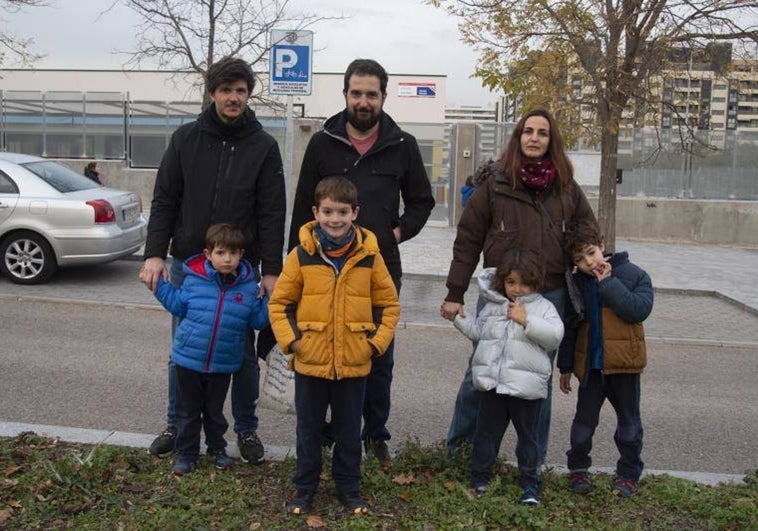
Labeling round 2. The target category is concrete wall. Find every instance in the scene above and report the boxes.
[58,161,758,249]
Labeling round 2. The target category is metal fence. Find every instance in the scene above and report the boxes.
[2,90,756,221]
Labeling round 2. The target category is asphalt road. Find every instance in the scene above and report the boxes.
[1,293,757,475]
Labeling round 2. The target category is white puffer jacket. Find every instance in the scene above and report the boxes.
[454,268,564,400]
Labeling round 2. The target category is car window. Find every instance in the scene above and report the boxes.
[21,161,100,193]
[0,171,19,194]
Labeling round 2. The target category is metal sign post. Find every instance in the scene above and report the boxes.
[269,29,314,189]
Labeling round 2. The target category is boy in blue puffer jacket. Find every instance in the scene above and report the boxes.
[154,223,269,476]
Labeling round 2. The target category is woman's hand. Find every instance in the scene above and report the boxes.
[441,300,464,321]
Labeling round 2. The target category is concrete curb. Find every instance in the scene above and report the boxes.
[0,420,745,487]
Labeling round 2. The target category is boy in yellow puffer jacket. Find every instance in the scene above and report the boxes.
[269,176,399,516]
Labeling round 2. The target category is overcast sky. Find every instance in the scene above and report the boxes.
[3,0,500,107]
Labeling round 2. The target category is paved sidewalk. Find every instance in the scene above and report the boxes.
[400,226,758,312]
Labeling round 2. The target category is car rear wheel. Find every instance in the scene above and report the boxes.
[0,231,58,284]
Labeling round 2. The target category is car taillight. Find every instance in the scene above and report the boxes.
[86,199,116,223]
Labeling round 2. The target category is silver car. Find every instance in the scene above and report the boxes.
[0,153,147,284]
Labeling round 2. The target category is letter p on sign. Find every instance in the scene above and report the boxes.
[275,49,298,77]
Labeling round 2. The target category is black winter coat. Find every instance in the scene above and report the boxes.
[288,111,434,280]
[145,105,286,276]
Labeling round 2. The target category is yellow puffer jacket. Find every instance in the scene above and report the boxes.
[269,221,400,380]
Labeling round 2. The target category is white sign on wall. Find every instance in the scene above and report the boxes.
[269,29,313,96]
[398,82,437,98]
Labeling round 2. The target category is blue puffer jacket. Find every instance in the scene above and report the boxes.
[156,255,269,374]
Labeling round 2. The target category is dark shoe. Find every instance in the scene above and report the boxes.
[613,476,638,497]
[338,491,369,515]
[149,426,177,458]
[569,471,593,494]
[520,484,540,505]
[238,431,264,464]
[285,490,314,515]
[472,484,488,499]
[170,457,195,476]
[364,439,391,463]
[209,448,234,470]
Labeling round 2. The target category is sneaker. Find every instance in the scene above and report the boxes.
[237,431,264,464]
[285,490,314,515]
[613,476,639,497]
[209,448,234,470]
[472,485,488,499]
[569,471,593,494]
[170,457,195,476]
[338,491,369,515]
[149,426,177,458]
[364,439,391,463]
[520,484,540,505]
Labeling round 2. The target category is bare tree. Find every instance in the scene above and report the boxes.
[111,0,342,109]
[431,0,758,250]
[0,0,47,66]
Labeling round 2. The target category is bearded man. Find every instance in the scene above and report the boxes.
[287,58,434,463]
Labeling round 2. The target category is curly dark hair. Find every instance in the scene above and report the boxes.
[563,219,604,258]
[493,248,545,295]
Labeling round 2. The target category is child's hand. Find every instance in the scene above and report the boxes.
[559,374,573,394]
[289,339,301,354]
[593,259,612,281]
[507,301,527,326]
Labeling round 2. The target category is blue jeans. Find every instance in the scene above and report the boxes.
[360,277,401,443]
[166,258,260,435]
[566,370,644,481]
[295,373,367,496]
[446,286,567,465]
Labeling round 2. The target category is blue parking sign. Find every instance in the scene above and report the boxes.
[269,30,313,95]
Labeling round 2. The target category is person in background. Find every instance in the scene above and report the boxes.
[83,162,102,185]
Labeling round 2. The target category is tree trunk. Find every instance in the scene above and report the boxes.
[598,119,620,252]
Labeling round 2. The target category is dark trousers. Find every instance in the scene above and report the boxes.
[361,277,401,443]
[470,390,540,489]
[174,365,231,461]
[566,370,644,481]
[295,373,367,496]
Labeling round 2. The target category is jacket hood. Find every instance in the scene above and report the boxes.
[297,220,379,257]
[607,251,629,268]
[198,104,262,140]
[476,267,541,306]
[182,254,257,285]
[322,110,403,145]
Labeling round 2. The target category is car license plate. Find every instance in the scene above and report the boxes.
[122,204,139,223]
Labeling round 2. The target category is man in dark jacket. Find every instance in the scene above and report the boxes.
[139,56,286,465]
[288,58,435,462]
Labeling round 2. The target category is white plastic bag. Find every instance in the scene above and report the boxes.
[258,345,296,415]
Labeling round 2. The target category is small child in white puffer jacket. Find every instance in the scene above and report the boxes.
[449,249,564,505]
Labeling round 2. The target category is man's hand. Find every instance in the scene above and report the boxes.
[393,226,401,243]
[559,374,573,394]
[441,300,465,321]
[259,274,278,298]
[139,257,168,293]
[507,301,527,326]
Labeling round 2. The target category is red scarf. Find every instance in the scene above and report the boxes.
[520,159,556,191]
